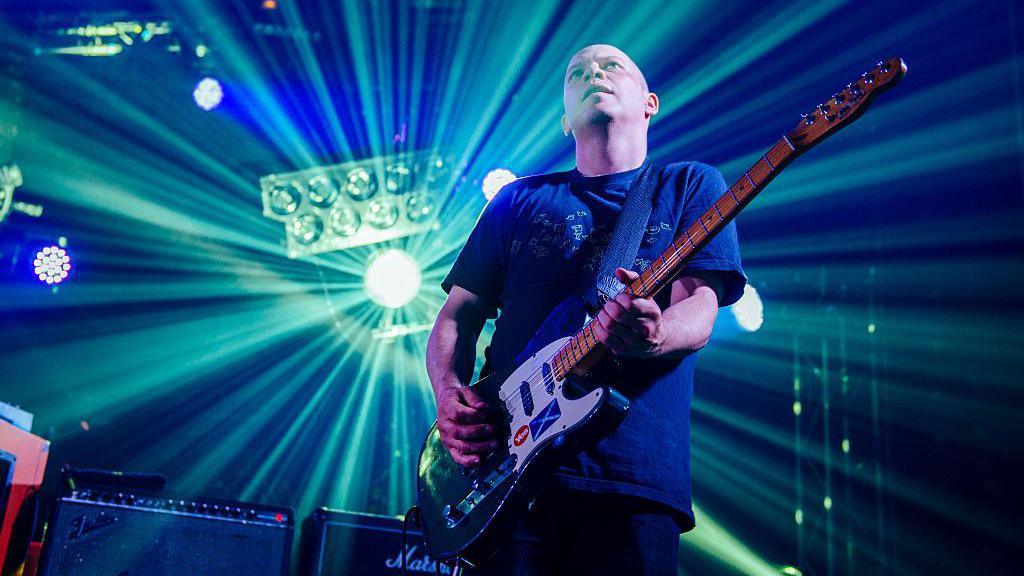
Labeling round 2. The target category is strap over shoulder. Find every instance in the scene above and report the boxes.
[586,161,662,315]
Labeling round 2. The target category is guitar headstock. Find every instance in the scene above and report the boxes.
[786,57,907,151]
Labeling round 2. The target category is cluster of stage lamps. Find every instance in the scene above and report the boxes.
[33,246,71,286]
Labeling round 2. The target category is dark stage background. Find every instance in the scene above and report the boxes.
[1,0,1023,574]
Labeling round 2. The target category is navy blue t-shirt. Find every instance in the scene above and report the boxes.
[441,161,745,531]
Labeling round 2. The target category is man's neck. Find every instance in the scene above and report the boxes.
[574,122,648,177]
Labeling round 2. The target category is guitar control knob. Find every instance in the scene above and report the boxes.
[443,504,465,527]
[472,479,490,492]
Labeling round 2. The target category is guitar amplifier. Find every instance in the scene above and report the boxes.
[38,488,292,576]
[307,508,444,575]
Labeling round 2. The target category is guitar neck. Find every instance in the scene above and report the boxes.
[549,136,800,380]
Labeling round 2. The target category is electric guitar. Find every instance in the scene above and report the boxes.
[417,56,907,567]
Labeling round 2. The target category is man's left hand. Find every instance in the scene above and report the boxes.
[592,267,665,358]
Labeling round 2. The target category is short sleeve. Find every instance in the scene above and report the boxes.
[440,185,515,312]
[675,163,747,307]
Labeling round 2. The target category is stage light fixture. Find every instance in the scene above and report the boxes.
[193,77,223,110]
[36,19,175,57]
[267,183,301,217]
[424,155,451,185]
[345,167,378,201]
[385,163,412,194]
[732,284,764,332]
[483,168,516,200]
[260,151,447,257]
[2,164,44,224]
[33,245,71,285]
[363,249,421,309]
[329,207,361,237]
[405,193,435,222]
[307,175,339,208]
[289,213,323,245]
[366,199,399,229]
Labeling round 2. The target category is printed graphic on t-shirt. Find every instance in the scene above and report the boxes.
[518,210,672,275]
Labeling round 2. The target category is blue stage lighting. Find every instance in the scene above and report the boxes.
[363,249,421,309]
[732,284,764,332]
[193,77,223,110]
[33,245,71,285]
[482,169,516,200]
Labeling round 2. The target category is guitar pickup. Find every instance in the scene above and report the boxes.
[519,381,534,416]
[541,362,555,394]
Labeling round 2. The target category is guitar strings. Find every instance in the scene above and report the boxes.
[497,244,691,422]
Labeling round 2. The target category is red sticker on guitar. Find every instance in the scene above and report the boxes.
[513,425,530,446]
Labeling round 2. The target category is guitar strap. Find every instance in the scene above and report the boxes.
[584,160,662,317]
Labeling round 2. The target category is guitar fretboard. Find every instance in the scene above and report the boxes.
[549,136,798,380]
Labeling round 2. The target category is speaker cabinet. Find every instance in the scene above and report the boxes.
[39,489,292,575]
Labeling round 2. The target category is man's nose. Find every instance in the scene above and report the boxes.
[583,63,605,82]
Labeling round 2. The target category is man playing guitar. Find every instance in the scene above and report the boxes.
[426,44,745,575]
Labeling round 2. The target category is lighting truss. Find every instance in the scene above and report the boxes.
[34,16,176,57]
[1,164,43,224]
[260,152,449,258]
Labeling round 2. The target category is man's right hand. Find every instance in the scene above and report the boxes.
[436,385,497,467]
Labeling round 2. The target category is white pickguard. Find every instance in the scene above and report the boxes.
[499,337,604,472]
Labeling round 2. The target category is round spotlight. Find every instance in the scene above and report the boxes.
[364,249,421,309]
[33,245,71,285]
[385,163,412,194]
[482,168,516,200]
[329,206,361,236]
[307,174,339,208]
[289,213,324,245]
[345,167,377,201]
[193,77,223,111]
[406,193,435,222]
[366,198,399,229]
[268,183,301,216]
[732,284,764,332]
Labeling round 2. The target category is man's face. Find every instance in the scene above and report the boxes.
[562,44,655,134]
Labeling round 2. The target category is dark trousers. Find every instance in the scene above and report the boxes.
[468,489,680,576]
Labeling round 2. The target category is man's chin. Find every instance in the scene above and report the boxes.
[573,107,614,129]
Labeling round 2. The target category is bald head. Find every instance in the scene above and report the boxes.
[565,44,648,92]
[561,44,658,137]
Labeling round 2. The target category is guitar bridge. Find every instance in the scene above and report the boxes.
[443,455,517,529]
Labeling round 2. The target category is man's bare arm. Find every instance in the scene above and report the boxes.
[426,285,499,466]
[657,273,722,357]
[592,268,723,359]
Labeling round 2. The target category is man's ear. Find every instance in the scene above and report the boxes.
[645,92,660,119]
[561,114,572,136]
